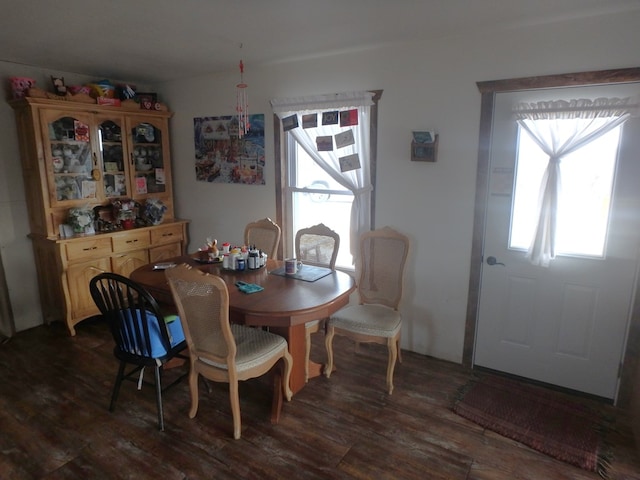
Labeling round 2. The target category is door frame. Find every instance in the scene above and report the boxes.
[463,66,640,408]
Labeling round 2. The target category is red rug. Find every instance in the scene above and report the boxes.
[452,375,610,476]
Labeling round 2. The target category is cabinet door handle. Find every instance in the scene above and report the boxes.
[162,233,174,237]
[126,239,138,244]
[83,246,98,251]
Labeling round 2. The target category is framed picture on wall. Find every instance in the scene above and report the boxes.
[282,114,299,131]
[193,114,266,185]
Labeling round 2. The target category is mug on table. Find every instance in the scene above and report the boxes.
[285,258,303,275]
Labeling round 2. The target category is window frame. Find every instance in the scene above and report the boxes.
[273,90,382,264]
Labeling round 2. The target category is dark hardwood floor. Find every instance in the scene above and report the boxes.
[1,318,639,479]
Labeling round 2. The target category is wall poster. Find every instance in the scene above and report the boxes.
[193,114,265,185]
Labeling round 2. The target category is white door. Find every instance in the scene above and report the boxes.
[474,85,640,400]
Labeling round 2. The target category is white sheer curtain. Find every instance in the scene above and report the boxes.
[271,91,374,259]
[514,97,633,266]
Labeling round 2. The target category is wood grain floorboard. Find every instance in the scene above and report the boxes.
[0,318,639,479]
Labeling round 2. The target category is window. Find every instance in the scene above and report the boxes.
[272,91,381,269]
[508,96,632,266]
[288,138,354,268]
[510,123,622,257]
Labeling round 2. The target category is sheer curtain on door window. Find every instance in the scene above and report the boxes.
[513,97,634,266]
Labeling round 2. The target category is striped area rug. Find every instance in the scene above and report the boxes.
[453,375,611,477]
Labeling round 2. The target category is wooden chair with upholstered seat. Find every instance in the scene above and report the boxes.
[294,223,340,382]
[244,217,281,260]
[324,226,410,394]
[89,272,189,431]
[165,263,293,439]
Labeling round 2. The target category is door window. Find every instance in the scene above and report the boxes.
[510,123,622,257]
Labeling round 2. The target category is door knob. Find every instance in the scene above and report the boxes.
[486,256,505,266]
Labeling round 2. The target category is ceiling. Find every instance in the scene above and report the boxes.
[3,0,640,85]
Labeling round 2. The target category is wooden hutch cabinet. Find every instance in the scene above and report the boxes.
[10,96,188,335]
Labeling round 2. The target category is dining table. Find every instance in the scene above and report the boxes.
[129,255,356,395]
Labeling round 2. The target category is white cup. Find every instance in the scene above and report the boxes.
[285,258,303,275]
[228,253,239,270]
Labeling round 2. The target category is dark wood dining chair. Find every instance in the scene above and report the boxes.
[165,263,293,439]
[89,272,188,431]
[244,217,281,259]
[325,226,410,394]
[294,223,340,382]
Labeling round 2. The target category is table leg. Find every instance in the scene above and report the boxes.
[307,359,324,380]
[269,324,306,395]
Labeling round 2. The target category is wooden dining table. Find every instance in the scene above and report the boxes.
[130,255,355,395]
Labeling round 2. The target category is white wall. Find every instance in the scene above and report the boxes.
[1,10,639,363]
[160,11,640,364]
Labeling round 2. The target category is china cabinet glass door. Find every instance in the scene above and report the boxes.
[97,117,127,198]
[128,117,168,198]
[41,110,100,205]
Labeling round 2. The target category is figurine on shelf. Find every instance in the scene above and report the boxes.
[50,76,67,96]
[119,211,135,230]
[206,237,219,256]
[142,198,167,225]
[112,198,139,229]
[67,206,94,234]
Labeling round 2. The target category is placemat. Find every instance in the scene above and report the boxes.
[270,265,332,282]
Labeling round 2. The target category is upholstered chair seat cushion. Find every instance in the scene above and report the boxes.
[199,324,289,372]
[330,304,401,338]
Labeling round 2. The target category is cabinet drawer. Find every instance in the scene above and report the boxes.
[112,230,151,253]
[65,237,113,261]
[150,224,184,245]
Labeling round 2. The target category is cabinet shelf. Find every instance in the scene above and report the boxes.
[53,171,92,176]
[49,139,89,145]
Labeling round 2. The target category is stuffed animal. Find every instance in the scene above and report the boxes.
[51,76,67,95]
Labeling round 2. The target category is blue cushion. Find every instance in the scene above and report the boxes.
[118,309,185,358]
